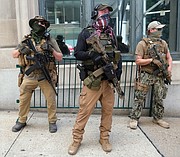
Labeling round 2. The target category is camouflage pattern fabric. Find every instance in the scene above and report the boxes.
[130,72,168,120]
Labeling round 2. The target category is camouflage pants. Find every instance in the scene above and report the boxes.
[129,72,168,120]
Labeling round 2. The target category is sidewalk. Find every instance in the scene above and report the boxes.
[0,110,180,157]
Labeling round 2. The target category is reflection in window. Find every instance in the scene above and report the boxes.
[46,0,80,24]
[45,0,81,50]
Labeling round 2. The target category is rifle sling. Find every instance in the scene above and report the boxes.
[92,67,104,78]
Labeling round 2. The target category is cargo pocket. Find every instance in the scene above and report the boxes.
[79,91,87,107]
[162,85,168,99]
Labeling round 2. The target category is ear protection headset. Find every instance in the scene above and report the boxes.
[91,4,101,19]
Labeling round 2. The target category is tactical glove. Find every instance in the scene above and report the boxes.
[18,43,31,55]
[152,58,162,68]
[41,43,54,53]
[89,51,104,65]
[103,63,116,80]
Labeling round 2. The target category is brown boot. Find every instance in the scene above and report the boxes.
[129,119,138,129]
[68,141,81,155]
[152,118,170,129]
[99,139,112,152]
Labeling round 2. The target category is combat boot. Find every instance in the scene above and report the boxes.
[68,141,81,155]
[99,139,112,152]
[129,119,138,129]
[49,123,57,133]
[12,122,26,132]
[152,118,170,129]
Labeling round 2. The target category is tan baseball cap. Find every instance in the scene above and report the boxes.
[96,4,113,12]
[147,21,165,30]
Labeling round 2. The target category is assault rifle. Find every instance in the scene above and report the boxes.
[86,33,124,99]
[24,38,58,95]
[150,44,171,85]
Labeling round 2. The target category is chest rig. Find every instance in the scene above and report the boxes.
[140,37,167,73]
[83,27,118,72]
[18,34,57,85]
[18,35,55,70]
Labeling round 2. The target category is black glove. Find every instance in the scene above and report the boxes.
[89,51,104,65]
[41,43,54,53]
[103,63,116,80]
[18,43,31,55]
[152,58,162,68]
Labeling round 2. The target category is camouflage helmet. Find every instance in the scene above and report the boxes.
[29,16,50,28]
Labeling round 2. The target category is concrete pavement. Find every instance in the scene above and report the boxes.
[0,110,180,157]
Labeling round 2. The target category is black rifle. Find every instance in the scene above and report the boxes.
[24,38,58,95]
[150,44,171,85]
[86,33,125,99]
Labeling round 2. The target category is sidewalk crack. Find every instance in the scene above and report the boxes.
[138,125,164,157]
[4,112,34,157]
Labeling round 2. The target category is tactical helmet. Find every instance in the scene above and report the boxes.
[29,16,50,29]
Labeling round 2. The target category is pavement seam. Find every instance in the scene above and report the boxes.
[3,112,35,157]
[138,125,164,157]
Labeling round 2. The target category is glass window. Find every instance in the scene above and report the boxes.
[145,0,170,43]
[46,0,80,24]
[45,0,81,52]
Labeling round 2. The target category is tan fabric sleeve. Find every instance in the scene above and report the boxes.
[135,40,146,57]
[162,39,169,54]
[49,37,61,53]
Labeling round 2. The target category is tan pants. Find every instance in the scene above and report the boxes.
[72,80,115,143]
[18,78,57,123]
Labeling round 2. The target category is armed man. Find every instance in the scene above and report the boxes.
[68,4,123,155]
[12,16,63,133]
[129,21,172,129]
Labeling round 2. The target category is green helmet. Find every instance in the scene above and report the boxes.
[29,16,50,28]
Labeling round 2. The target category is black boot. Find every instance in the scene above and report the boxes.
[12,122,26,132]
[49,123,57,133]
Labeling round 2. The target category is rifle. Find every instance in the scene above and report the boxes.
[24,38,58,95]
[150,44,171,85]
[86,33,124,99]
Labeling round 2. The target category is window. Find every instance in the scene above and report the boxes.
[46,0,80,24]
[44,0,81,50]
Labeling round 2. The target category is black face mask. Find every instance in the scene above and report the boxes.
[31,22,46,36]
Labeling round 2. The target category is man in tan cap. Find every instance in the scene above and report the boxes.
[129,21,172,129]
[68,3,122,155]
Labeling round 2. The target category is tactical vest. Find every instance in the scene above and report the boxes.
[140,37,168,73]
[82,27,119,72]
[18,35,56,80]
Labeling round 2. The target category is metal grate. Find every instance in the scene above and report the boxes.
[24,56,152,114]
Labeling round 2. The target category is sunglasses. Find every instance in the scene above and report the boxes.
[38,21,46,25]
